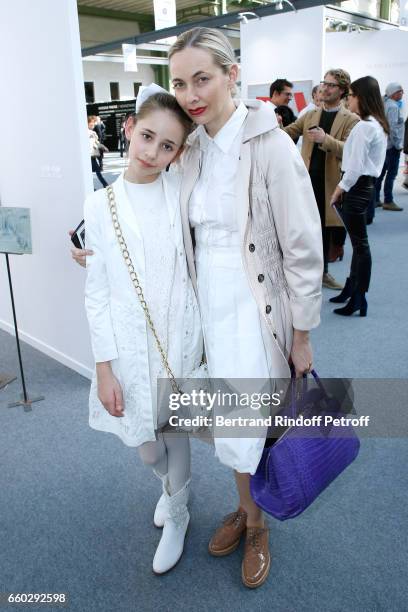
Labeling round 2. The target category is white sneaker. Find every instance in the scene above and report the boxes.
[153,493,168,528]
[152,479,190,574]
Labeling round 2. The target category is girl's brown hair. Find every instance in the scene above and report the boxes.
[350,76,390,135]
[131,92,193,142]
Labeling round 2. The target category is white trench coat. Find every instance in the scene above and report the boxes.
[180,100,323,474]
[84,172,203,447]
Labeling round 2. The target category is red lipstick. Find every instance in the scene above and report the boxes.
[188,107,207,116]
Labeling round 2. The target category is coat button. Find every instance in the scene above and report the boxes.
[249,244,255,252]
[258,274,264,283]
[266,305,271,314]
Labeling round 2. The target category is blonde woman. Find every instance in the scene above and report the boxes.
[168,28,323,588]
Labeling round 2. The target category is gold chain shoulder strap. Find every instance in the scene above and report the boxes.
[106,185,180,393]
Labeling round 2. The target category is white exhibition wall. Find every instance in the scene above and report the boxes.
[325,29,408,108]
[240,8,407,114]
[240,7,326,100]
[0,0,94,378]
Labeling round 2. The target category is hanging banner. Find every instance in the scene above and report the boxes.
[122,44,138,72]
[153,0,177,44]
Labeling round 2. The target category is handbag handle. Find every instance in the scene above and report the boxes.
[106,185,181,394]
[289,367,326,418]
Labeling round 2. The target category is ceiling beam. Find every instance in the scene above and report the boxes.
[78,5,154,28]
[82,0,332,56]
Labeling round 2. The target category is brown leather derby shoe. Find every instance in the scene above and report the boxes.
[241,526,271,589]
[208,508,247,556]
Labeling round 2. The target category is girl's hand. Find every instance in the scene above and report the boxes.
[289,330,313,378]
[330,185,344,207]
[68,230,93,268]
[96,363,124,417]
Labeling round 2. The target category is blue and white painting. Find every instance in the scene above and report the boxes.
[0,207,32,254]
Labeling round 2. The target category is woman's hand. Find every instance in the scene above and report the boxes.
[330,185,344,207]
[96,362,124,417]
[68,230,93,268]
[289,330,313,378]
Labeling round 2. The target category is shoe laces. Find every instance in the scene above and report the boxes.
[223,510,246,527]
[247,528,265,551]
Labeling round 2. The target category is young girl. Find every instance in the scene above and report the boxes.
[84,86,203,575]
[330,76,388,316]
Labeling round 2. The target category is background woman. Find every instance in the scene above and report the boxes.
[168,27,323,588]
[330,76,388,316]
[88,115,108,188]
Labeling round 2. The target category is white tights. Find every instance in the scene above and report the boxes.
[138,431,190,495]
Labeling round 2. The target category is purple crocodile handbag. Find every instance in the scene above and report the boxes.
[250,370,360,520]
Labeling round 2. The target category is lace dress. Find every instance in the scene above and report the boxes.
[124,176,177,426]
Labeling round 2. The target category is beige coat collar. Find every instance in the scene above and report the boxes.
[186,98,280,149]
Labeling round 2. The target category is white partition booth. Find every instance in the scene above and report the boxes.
[241,8,408,111]
[0,0,95,378]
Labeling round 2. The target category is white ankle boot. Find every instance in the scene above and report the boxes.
[152,479,190,574]
[153,470,169,528]
[154,493,168,528]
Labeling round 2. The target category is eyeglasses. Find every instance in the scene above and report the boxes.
[320,81,339,89]
[282,92,293,99]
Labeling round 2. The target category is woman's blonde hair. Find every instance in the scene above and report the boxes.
[169,27,236,86]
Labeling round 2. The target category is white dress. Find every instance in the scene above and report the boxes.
[190,103,272,473]
[124,176,180,426]
[190,103,270,380]
[86,172,203,447]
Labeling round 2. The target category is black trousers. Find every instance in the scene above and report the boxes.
[340,176,375,293]
[309,172,329,273]
[91,156,108,188]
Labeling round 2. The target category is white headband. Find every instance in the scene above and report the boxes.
[135,83,168,113]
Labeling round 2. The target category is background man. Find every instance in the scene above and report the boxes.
[284,69,359,289]
[375,82,404,211]
[270,78,296,126]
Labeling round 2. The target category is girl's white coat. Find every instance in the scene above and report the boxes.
[84,171,203,447]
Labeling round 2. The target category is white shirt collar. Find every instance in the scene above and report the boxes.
[197,102,248,154]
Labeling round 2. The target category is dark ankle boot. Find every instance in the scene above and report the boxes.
[329,277,353,303]
[333,291,367,317]
[328,244,344,263]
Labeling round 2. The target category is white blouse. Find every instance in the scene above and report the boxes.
[189,101,248,235]
[124,176,178,422]
[339,116,387,192]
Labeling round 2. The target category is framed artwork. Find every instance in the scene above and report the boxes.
[0,207,32,254]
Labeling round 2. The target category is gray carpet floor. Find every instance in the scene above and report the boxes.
[1,181,407,612]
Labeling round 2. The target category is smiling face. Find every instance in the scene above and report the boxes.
[271,86,293,107]
[320,73,344,107]
[125,109,185,183]
[170,47,238,138]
